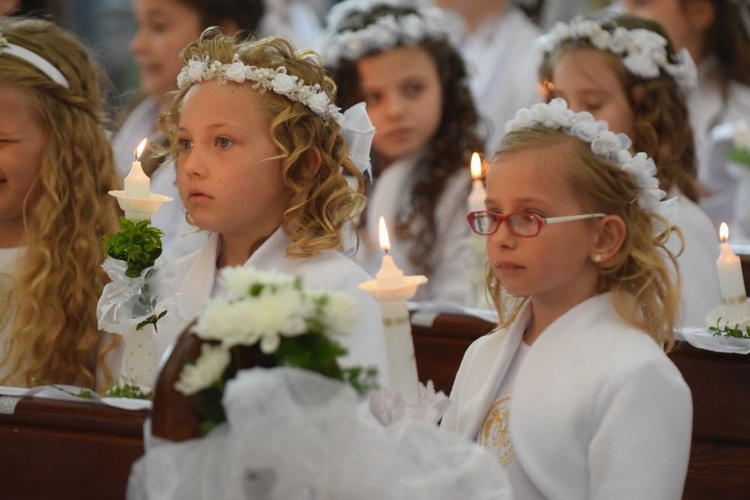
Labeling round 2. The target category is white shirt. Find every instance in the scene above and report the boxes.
[452,7,542,153]
[365,153,474,306]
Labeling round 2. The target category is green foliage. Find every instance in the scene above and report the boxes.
[708,318,750,339]
[136,310,168,332]
[729,147,750,167]
[104,382,154,399]
[104,218,165,278]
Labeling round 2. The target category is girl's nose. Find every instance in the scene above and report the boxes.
[385,93,405,118]
[129,28,146,55]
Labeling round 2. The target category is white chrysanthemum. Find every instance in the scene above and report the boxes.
[311,291,359,337]
[220,267,297,299]
[175,344,230,396]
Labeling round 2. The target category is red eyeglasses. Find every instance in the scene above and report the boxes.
[467,210,606,237]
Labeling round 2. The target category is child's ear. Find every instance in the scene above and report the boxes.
[591,215,627,263]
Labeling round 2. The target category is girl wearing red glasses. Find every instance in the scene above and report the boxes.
[443,99,692,499]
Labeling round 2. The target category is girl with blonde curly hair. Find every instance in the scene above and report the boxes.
[537,14,721,327]
[0,17,119,388]
[157,29,390,385]
[443,100,692,499]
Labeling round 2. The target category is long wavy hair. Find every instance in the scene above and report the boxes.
[326,3,486,274]
[0,17,120,387]
[487,128,682,352]
[539,14,700,202]
[160,30,365,257]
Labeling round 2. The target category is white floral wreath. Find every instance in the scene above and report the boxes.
[321,0,457,66]
[177,54,376,177]
[505,98,678,225]
[178,54,344,123]
[536,18,697,93]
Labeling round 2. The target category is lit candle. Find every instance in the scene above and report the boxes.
[717,222,747,304]
[467,152,486,213]
[123,138,150,200]
[376,217,405,289]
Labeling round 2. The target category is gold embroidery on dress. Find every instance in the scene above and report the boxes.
[478,395,514,465]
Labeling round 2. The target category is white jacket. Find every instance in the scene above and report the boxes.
[157,229,391,388]
[442,293,692,499]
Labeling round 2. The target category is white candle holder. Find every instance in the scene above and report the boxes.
[705,299,750,329]
[108,191,173,222]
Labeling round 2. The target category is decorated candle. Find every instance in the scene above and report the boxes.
[717,222,746,304]
[123,138,150,200]
[467,152,486,213]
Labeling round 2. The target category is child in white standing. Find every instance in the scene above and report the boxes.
[537,15,721,326]
[156,29,390,386]
[442,99,692,499]
[322,0,486,306]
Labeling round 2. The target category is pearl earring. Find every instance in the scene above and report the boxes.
[592,253,603,263]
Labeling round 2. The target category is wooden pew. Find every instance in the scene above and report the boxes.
[412,311,750,500]
[0,396,147,500]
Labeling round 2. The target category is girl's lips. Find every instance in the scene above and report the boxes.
[187,189,211,205]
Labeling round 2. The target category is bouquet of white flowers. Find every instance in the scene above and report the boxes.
[174,266,378,435]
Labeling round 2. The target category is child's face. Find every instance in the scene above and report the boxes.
[0,87,46,232]
[130,0,202,104]
[357,46,443,165]
[176,81,288,242]
[550,49,635,138]
[485,145,600,307]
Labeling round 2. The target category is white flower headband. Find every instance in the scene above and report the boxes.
[505,98,678,225]
[176,54,375,178]
[321,0,457,65]
[0,34,69,88]
[536,18,697,93]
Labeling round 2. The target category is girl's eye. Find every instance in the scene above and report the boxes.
[362,92,381,105]
[178,138,193,150]
[216,137,233,148]
[404,83,423,98]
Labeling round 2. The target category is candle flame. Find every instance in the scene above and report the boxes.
[134,138,148,160]
[378,216,391,252]
[470,152,482,180]
[720,222,729,243]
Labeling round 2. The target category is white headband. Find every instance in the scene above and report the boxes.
[0,35,69,89]
[536,18,697,93]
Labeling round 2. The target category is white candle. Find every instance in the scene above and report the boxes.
[376,217,405,289]
[717,222,746,304]
[467,152,486,213]
[124,138,150,200]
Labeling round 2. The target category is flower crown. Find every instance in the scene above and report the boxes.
[505,98,677,224]
[176,53,378,178]
[321,0,457,65]
[177,54,344,124]
[0,33,69,88]
[536,18,697,92]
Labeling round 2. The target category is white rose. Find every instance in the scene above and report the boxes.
[224,61,247,83]
[308,92,331,116]
[186,59,205,82]
[272,71,297,95]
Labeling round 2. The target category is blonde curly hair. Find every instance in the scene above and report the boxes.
[160,29,366,257]
[487,127,682,351]
[0,17,120,387]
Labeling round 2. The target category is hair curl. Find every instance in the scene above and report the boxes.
[159,29,365,257]
[539,14,699,202]
[326,4,486,274]
[487,128,682,351]
[0,17,120,387]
